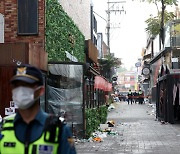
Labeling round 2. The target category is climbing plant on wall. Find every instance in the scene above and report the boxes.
[46,0,85,62]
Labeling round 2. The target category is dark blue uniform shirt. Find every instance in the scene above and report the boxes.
[12,108,76,154]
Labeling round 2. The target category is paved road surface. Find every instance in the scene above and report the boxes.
[75,101,180,154]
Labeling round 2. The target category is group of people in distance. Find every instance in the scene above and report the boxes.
[127,89,144,105]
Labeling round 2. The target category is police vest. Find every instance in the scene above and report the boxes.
[139,91,143,95]
[0,114,62,154]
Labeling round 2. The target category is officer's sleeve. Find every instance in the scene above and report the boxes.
[58,124,76,154]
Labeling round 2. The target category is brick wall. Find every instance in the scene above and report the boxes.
[60,0,91,40]
[0,0,45,50]
[0,1,4,14]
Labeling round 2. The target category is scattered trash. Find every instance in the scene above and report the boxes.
[107,120,115,127]
[76,115,121,145]
[103,128,111,133]
[93,137,102,142]
[160,120,168,125]
[88,137,93,142]
[75,138,88,143]
[108,104,115,111]
[91,131,107,142]
[148,104,156,108]
[100,124,109,131]
[107,131,118,135]
[147,103,156,117]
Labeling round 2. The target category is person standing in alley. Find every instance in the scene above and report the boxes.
[138,89,144,104]
[0,64,76,154]
[133,90,138,104]
[127,89,133,104]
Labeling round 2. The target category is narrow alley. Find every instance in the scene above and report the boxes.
[76,101,180,154]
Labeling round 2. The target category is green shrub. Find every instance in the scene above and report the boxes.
[85,106,108,138]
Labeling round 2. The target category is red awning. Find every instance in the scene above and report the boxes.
[105,82,112,92]
[94,76,112,91]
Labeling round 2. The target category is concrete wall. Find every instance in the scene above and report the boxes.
[59,0,91,40]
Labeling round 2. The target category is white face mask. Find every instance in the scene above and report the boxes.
[12,86,40,109]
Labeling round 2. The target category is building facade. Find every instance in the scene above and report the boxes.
[0,0,48,117]
[118,71,137,92]
[0,0,47,70]
[60,0,91,40]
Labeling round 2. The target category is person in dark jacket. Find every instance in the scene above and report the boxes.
[0,64,76,154]
[133,90,138,104]
[138,89,144,104]
[127,89,133,104]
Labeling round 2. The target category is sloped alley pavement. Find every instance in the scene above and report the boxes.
[75,101,180,154]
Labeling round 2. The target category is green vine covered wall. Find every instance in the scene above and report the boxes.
[46,0,85,62]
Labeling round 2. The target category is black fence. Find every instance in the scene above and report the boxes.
[85,84,106,109]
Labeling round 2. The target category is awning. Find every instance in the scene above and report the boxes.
[94,76,112,91]
[105,82,112,92]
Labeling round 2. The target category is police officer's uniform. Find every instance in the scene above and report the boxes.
[127,90,133,104]
[0,108,76,154]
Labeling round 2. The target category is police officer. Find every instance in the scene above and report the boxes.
[127,89,133,104]
[0,64,76,154]
[133,90,138,104]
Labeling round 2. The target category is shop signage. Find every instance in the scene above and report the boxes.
[142,67,150,75]
[135,62,141,67]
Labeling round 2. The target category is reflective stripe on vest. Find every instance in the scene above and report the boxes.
[0,116,59,154]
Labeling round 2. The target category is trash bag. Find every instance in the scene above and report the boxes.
[107,120,115,127]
